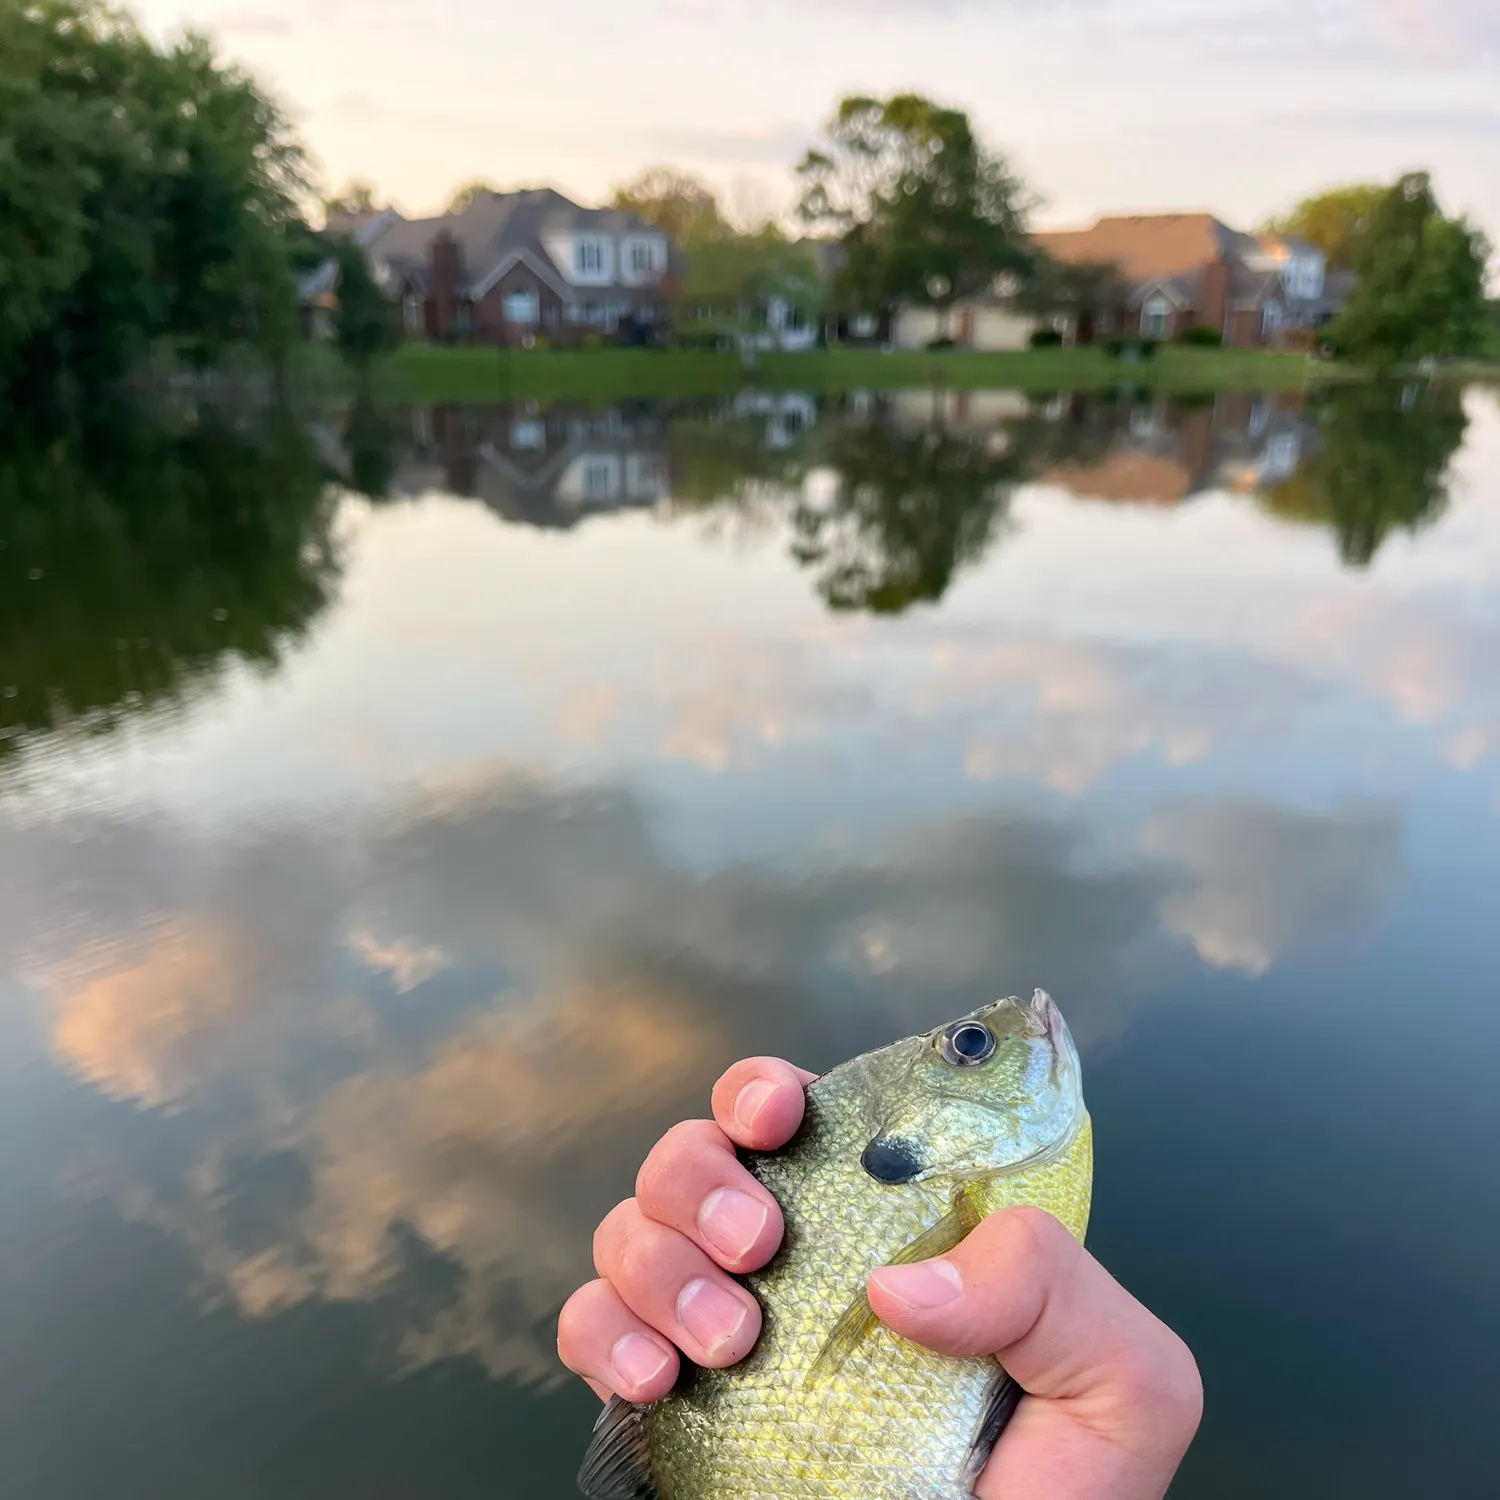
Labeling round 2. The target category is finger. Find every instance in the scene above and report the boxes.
[635,1119,785,1273]
[709,1057,816,1152]
[594,1199,762,1368]
[868,1208,1202,1500]
[557,1278,680,1404]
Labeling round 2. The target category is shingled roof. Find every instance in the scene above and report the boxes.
[1034,213,1260,283]
[364,188,662,297]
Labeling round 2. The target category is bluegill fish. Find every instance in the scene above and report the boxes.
[579,990,1093,1500]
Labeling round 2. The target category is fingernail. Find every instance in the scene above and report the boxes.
[610,1332,672,1394]
[869,1259,964,1309]
[698,1188,770,1261]
[677,1277,751,1354]
[734,1079,777,1133]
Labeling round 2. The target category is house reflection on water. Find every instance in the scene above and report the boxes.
[399,402,672,528]
[377,382,1461,591]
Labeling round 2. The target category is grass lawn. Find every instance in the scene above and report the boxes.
[379,343,1350,404]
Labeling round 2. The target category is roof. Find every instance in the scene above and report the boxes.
[362,188,665,297]
[1034,213,1261,283]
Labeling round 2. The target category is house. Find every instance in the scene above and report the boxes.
[892,296,1037,352]
[352,189,675,346]
[1032,213,1352,348]
[1039,391,1313,504]
[400,402,671,525]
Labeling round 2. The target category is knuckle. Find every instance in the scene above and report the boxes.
[635,1120,722,1204]
[592,1198,639,1275]
[1116,1329,1204,1435]
[555,1283,604,1369]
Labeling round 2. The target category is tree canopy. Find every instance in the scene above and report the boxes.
[611,167,729,248]
[446,179,498,214]
[0,1,309,405]
[1261,382,1468,566]
[324,179,383,219]
[1329,173,1490,368]
[796,94,1031,322]
[1263,184,1387,270]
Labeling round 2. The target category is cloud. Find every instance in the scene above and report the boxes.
[8,766,1411,1385]
[925,634,1314,795]
[1142,801,1404,976]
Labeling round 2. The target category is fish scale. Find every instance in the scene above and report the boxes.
[580,994,1093,1500]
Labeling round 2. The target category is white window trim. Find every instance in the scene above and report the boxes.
[1140,294,1172,339]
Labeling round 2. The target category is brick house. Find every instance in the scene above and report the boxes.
[1032,214,1351,348]
[354,189,676,347]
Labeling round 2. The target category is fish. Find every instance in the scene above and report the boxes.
[578,989,1093,1500]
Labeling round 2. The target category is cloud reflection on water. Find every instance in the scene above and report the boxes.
[2,764,1405,1388]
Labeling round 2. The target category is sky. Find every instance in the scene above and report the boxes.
[131,0,1500,238]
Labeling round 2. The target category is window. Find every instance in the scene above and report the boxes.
[851,313,878,339]
[627,239,663,277]
[502,289,538,325]
[510,419,545,451]
[1140,295,1172,340]
[403,293,423,334]
[783,304,807,333]
[583,459,614,500]
[1262,301,1283,340]
[575,238,609,277]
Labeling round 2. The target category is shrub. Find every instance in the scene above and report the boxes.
[1029,327,1065,348]
[1177,325,1223,348]
[926,336,958,351]
[1108,338,1161,362]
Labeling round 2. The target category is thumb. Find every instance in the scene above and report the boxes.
[867,1207,1202,1441]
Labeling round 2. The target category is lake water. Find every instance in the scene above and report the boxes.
[2,383,1497,1499]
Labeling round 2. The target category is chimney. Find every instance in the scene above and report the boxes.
[1198,258,1231,342]
[429,230,466,341]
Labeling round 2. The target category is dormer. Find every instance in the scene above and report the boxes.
[543,232,615,286]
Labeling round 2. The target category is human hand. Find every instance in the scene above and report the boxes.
[557,1059,1202,1500]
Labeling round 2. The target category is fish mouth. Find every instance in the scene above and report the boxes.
[861,1135,926,1185]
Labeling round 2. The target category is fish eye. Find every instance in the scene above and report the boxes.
[939,1021,996,1067]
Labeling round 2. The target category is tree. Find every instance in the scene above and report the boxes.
[0,404,339,752]
[1263,184,1387,270]
[790,406,1020,613]
[0,2,309,404]
[323,178,382,219]
[611,167,728,247]
[796,94,1031,332]
[1017,255,1132,338]
[1260,382,1468,566]
[1330,173,1490,367]
[679,228,823,360]
[446,179,497,214]
[332,239,398,368]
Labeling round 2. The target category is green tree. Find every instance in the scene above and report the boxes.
[611,167,728,248]
[446,179,497,214]
[1261,382,1468,566]
[796,94,1031,333]
[333,239,398,368]
[0,2,308,405]
[0,405,340,752]
[1263,184,1387,270]
[1330,173,1491,367]
[679,229,823,359]
[790,406,1020,613]
[324,178,382,219]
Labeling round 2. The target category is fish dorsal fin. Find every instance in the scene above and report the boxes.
[807,1185,985,1386]
[577,1396,659,1500]
[961,1366,1024,1492]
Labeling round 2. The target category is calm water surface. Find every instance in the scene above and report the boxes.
[2,384,1498,1499]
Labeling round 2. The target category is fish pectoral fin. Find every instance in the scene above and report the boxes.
[577,1395,659,1500]
[806,1188,985,1387]
[961,1365,1024,1494]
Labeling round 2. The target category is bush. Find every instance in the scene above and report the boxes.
[1029,327,1065,348]
[926,337,958,351]
[1177,325,1222,348]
